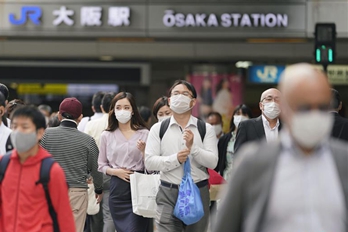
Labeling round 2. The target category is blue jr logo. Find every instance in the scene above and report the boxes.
[9,6,42,25]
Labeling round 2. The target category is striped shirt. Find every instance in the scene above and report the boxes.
[40,120,103,192]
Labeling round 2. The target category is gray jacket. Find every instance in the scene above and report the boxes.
[213,138,348,232]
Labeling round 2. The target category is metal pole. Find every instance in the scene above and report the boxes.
[323,64,328,74]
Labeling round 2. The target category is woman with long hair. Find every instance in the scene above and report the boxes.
[98,92,150,232]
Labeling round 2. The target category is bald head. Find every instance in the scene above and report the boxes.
[278,63,331,122]
[260,88,281,102]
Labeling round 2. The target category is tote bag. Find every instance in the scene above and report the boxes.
[173,158,204,225]
[87,183,100,215]
[130,172,160,218]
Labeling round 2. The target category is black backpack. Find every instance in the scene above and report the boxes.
[0,151,59,232]
[159,117,206,142]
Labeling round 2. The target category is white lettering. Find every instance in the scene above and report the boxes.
[240,14,251,27]
[231,14,241,27]
[277,14,288,27]
[221,13,231,27]
[260,14,265,27]
[81,6,102,26]
[207,14,218,27]
[185,14,195,27]
[163,10,175,27]
[250,14,260,27]
[195,14,206,27]
[108,7,130,27]
[265,14,277,27]
[53,6,74,26]
[175,13,185,27]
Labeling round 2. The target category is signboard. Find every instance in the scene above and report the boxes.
[248,65,285,84]
[0,3,306,38]
[313,65,348,85]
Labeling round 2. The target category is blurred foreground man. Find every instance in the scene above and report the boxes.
[213,63,348,232]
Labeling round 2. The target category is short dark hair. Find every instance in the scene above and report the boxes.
[152,96,169,119]
[331,89,341,109]
[207,111,223,124]
[0,92,5,107]
[11,105,46,130]
[168,80,197,99]
[101,93,116,114]
[106,92,148,132]
[139,106,151,122]
[48,115,60,127]
[0,83,9,100]
[92,91,105,113]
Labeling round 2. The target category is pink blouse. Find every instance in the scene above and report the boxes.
[98,128,149,174]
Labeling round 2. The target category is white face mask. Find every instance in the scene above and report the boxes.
[213,124,223,137]
[233,115,248,128]
[262,102,281,119]
[170,94,192,114]
[158,115,171,122]
[291,111,333,149]
[115,110,132,124]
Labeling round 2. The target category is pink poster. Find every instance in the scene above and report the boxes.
[188,73,243,132]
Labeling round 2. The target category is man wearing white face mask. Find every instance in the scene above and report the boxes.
[213,63,348,232]
[145,80,218,232]
[234,88,282,153]
[206,111,224,139]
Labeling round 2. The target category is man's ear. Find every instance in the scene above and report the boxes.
[91,106,95,113]
[338,101,343,112]
[76,114,83,124]
[0,106,4,117]
[37,128,45,141]
[57,112,63,121]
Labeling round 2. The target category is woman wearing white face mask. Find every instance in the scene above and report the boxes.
[98,92,150,232]
[215,104,253,180]
[152,96,172,122]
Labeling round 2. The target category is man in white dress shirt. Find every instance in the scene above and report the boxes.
[78,91,105,132]
[145,80,218,232]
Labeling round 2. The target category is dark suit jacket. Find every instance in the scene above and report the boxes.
[234,115,281,153]
[215,132,232,176]
[331,112,348,142]
[213,138,348,232]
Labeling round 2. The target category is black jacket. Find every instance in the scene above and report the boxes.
[331,112,348,142]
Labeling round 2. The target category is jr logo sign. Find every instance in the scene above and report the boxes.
[9,6,42,25]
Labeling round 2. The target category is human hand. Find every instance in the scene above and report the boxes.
[137,139,146,154]
[95,193,103,204]
[177,148,190,164]
[114,168,134,182]
[183,129,194,150]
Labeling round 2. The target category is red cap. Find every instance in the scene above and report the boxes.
[59,97,82,119]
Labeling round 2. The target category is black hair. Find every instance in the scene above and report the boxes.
[168,80,197,99]
[207,111,223,124]
[233,104,253,119]
[0,92,5,107]
[0,83,9,100]
[331,89,341,109]
[92,91,105,113]
[139,106,152,122]
[11,105,46,130]
[102,93,116,114]
[152,96,169,119]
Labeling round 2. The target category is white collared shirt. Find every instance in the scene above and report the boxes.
[261,129,345,232]
[145,115,218,184]
[261,114,280,142]
[84,113,108,148]
[77,112,103,132]
[0,122,11,155]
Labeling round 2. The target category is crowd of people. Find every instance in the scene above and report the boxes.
[1,62,348,232]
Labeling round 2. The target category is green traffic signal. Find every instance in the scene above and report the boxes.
[316,48,321,62]
[328,48,333,62]
[315,46,334,63]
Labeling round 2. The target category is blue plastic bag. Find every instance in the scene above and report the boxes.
[173,157,204,225]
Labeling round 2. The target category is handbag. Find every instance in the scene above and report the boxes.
[87,183,100,215]
[173,157,204,225]
[130,171,160,218]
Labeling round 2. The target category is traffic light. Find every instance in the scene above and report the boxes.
[314,23,336,64]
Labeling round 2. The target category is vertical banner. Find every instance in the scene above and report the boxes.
[188,73,243,133]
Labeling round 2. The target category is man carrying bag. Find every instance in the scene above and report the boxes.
[145,80,218,232]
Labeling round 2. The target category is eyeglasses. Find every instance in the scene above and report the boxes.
[171,91,193,98]
[261,96,280,103]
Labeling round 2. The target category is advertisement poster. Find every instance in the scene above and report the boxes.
[188,73,243,132]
